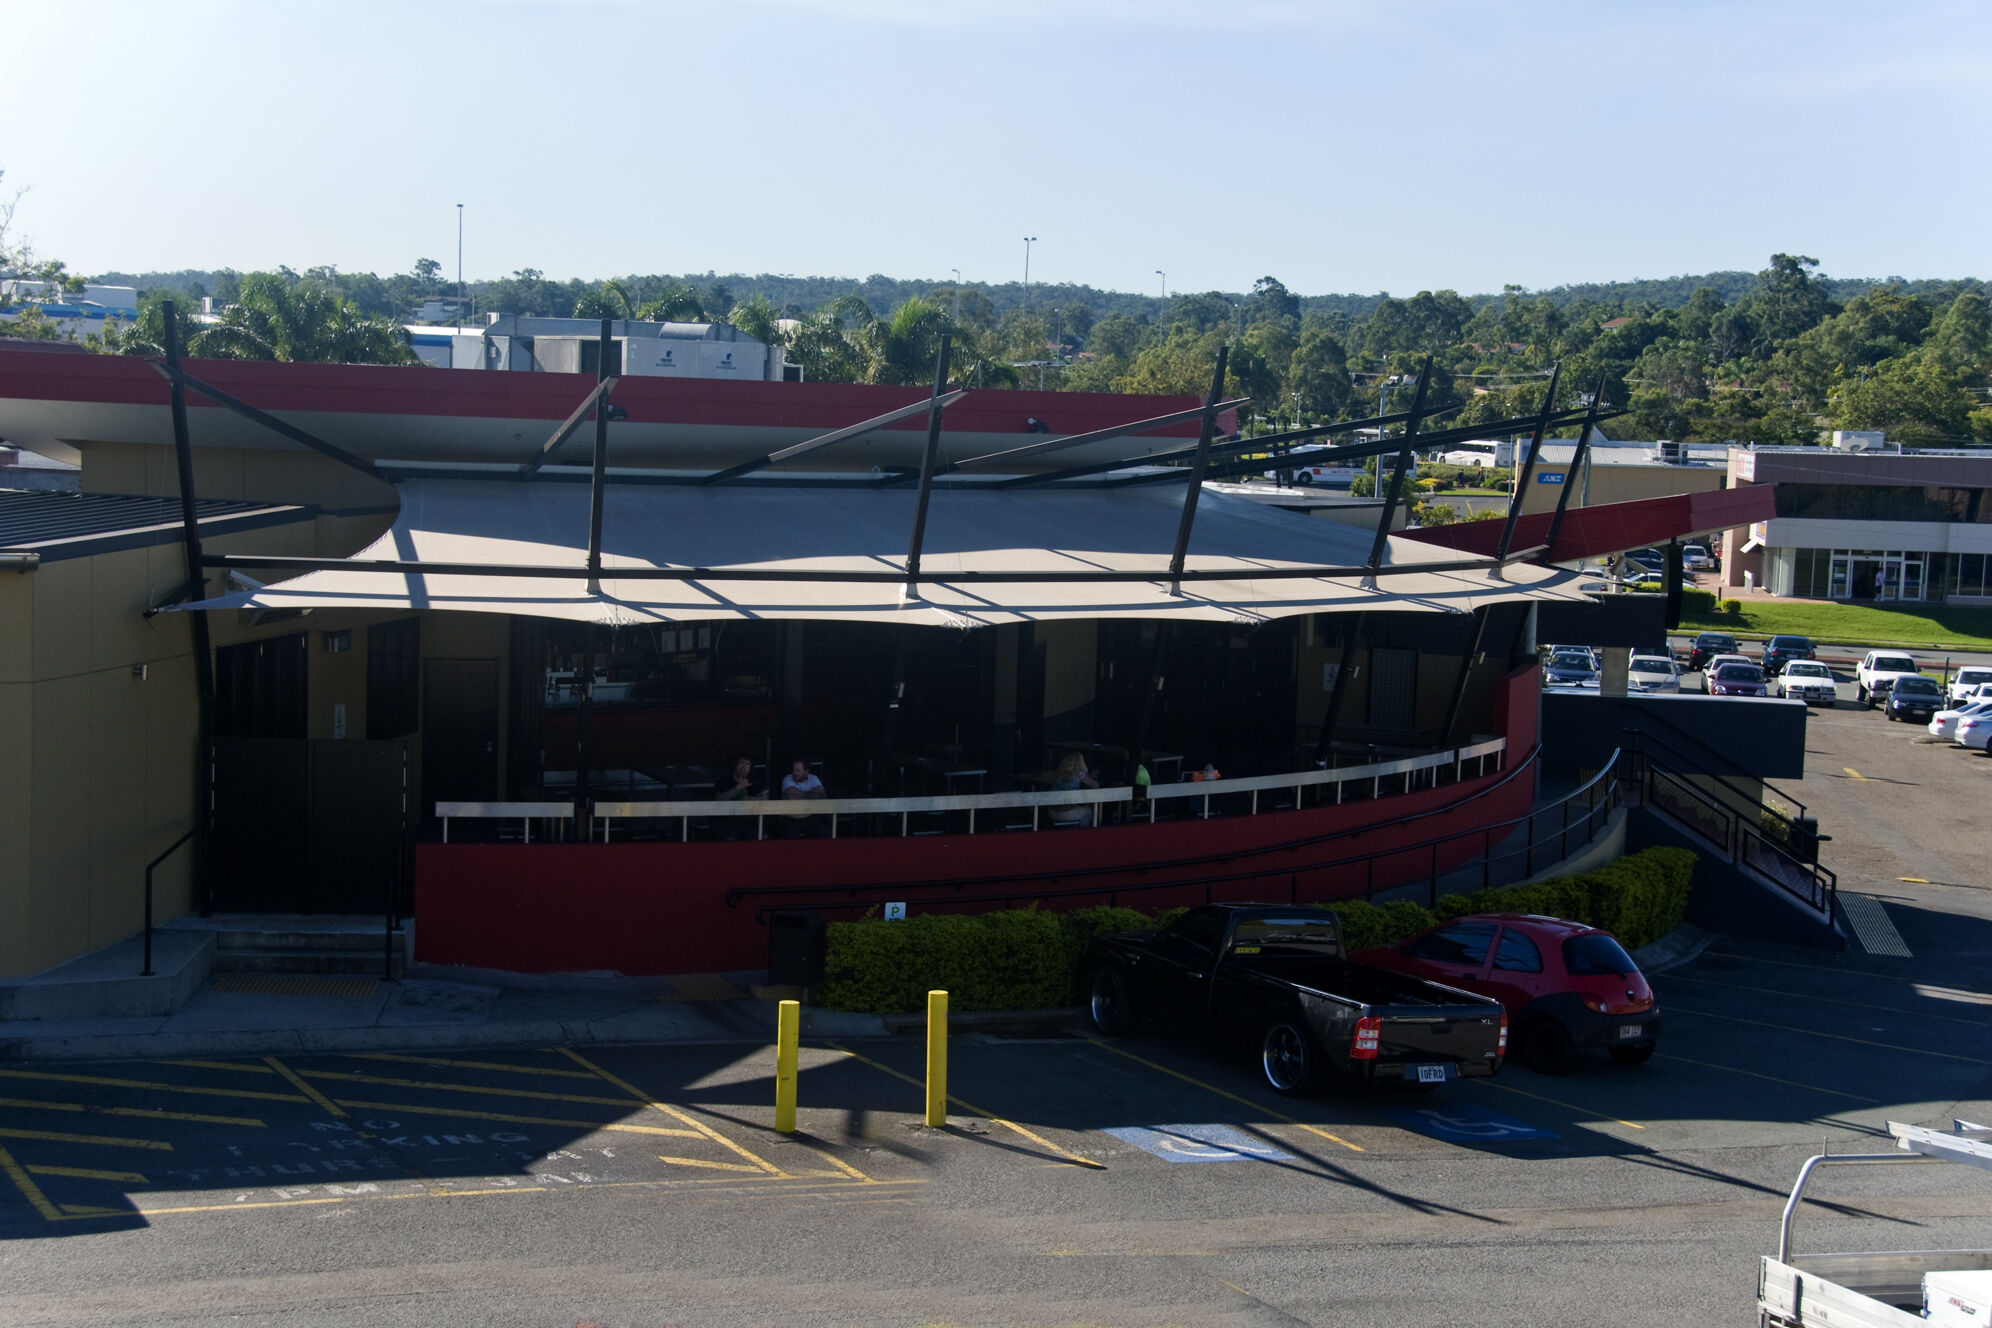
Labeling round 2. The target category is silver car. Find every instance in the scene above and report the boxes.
[1775,660,1837,706]
[1627,655,1681,693]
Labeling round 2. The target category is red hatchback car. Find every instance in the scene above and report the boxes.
[1352,914,1660,1073]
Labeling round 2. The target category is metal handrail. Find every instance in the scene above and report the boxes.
[738,745,1612,923]
[142,826,198,977]
[723,740,1534,910]
[1616,703,1809,822]
[1632,750,1836,920]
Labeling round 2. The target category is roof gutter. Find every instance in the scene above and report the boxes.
[1,551,40,572]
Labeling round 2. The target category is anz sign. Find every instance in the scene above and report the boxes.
[1536,471,1566,484]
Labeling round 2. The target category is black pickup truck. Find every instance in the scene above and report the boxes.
[1085,904,1508,1094]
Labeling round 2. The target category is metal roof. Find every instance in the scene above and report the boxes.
[0,489,315,562]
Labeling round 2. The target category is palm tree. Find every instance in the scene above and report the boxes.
[635,280,706,324]
[101,273,413,365]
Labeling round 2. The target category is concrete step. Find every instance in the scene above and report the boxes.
[215,929,388,953]
[211,947,403,977]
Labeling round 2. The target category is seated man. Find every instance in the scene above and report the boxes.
[779,758,827,837]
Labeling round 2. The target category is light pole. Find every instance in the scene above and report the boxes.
[1022,237,1036,306]
[950,268,961,324]
[455,203,465,328]
[1155,269,1166,302]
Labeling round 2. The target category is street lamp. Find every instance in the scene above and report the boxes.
[1155,269,1166,301]
[1022,236,1036,305]
[950,268,961,324]
[455,203,465,328]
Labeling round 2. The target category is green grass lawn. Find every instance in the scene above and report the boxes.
[1678,599,1992,651]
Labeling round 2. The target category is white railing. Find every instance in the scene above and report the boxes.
[432,738,1509,844]
[436,801,576,843]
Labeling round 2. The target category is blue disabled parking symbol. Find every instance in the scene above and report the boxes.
[1390,1105,1557,1142]
[1105,1123,1295,1163]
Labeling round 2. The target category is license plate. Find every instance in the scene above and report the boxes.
[1617,1024,1644,1040]
[1410,1064,1448,1083]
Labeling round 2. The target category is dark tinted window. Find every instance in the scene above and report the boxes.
[1492,929,1543,973]
[1696,634,1734,649]
[1770,636,1811,650]
[1713,664,1764,682]
[1562,934,1636,976]
[1231,915,1341,953]
[1405,920,1498,967]
[1164,909,1227,958]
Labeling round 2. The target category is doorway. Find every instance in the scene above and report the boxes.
[422,659,499,817]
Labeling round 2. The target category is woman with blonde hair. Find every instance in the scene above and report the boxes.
[1049,750,1100,826]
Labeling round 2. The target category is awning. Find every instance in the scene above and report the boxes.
[181,476,1592,627]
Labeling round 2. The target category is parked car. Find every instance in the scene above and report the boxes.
[1681,544,1713,572]
[1708,662,1769,697]
[1701,654,1753,688]
[1086,905,1508,1094]
[1542,649,1600,687]
[1883,673,1943,723]
[1773,660,1838,705]
[1929,698,1992,742]
[1761,635,1816,674]
[1956,712,1992,751]
[1352,914,1659,1073]
[1947,666,1992,706]
[1688,632,1738,671]
[1627,655,1681,693]
[1855,651,1924,706]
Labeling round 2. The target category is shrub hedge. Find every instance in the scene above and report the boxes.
[1681,587,1717,615]
[816,847,1697,1014]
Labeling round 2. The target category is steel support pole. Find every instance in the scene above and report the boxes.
[1543,372,1608,559]
[1315,612,1367,766]
[1362,358,1433,581]
[585,318,613,595]
[902,334,953,597]
[1492,360,1562,566]
[1167,345,1230,595]
[163,303,216,915]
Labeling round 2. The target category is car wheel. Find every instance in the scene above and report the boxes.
[1521,1019,1574,1075]
[1858,686,1870,707]
[1608,1041,1657,1067]
[1261,1020,1319,1096]
[1087,969,1136,1037]
[1293,471,1313,486]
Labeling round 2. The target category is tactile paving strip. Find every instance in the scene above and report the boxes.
[1838,892,1912,957]
[209,976,381,997]
[658,974,747,1002]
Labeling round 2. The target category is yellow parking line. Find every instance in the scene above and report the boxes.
[264,1057,347,1119]
[832,1042,1107,1169]
[348,1053,599,1080]
[0,1069,304,1104]
[0,1126,173,1150]
[300,1069,637,1108]
[1082,1037,1365,1153]
[1475,1080,1644,1130]
[330,1098,702,1137]
[1844,767,1869,781]
[1653,1052,1880,1103]
[162,1060,275,1074]
[26,1165,149,1183]
[557,1049,788,1178]
[0,1143,65,1222]
[655,1155,766,1173]
[1666,1006,1988,1063]
[0,1096,263,1128]
[1663,972,1990,1027]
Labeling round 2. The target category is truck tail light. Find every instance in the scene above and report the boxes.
[1350,1016,1382,1060]
[1497,1011,1509,1056]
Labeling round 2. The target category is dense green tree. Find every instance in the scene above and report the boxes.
[1742,253,1835,354]
[1924,291,1990,381]
[1286,327,1351,416]
[101,273,413,364]
[1831,358,1976,444]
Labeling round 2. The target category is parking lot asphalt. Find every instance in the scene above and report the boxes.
[2,685,1986,1327]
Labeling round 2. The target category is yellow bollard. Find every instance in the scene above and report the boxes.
[925,989,948,1127]
[775,999,799,1134]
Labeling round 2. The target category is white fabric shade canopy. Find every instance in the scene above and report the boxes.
[186,476,1590,627]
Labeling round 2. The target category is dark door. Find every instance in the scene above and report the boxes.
[310,741,410,914]
[209,738,311,911]
[422,659,499,817]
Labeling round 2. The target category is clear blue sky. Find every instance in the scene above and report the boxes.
[7,0,1986,298]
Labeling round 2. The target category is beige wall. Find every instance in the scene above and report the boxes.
[1514,462,1724,517]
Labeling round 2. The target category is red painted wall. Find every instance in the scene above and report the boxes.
[415,668,1545,976]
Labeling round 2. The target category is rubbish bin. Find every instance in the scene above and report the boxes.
[767,910,827,987]
[1787,817,1821,864]
[1743,570,1754,591]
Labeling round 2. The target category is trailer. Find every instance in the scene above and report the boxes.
[1759,1120,1992,1328]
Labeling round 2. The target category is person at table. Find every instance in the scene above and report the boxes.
[781,759,825,800]
[1049,750,1100,826]
[715,757,762,801]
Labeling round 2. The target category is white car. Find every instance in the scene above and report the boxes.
[1856,651,1925,706]
[1930,698,1992,742]
[1681,544,1713,571]
[1774,660,1838,705]
[1947,667,1992,706]
[1628,655,1681,693]
[1956,712,1992,751]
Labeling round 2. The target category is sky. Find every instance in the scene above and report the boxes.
[5,0,1987,300]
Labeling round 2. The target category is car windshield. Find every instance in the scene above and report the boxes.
[1697,635,1733,648]
[1874,657,1917,672]
[1563,933,1637,977]
[1631,658,1673,672]
[1894,676,1939,695]
[1957,670,1992,685]
[1713,664,1763,682]
[1550,653,1592,669]
[1786,663,1830,678]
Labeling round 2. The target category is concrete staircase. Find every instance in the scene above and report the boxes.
[210,919,404,979]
